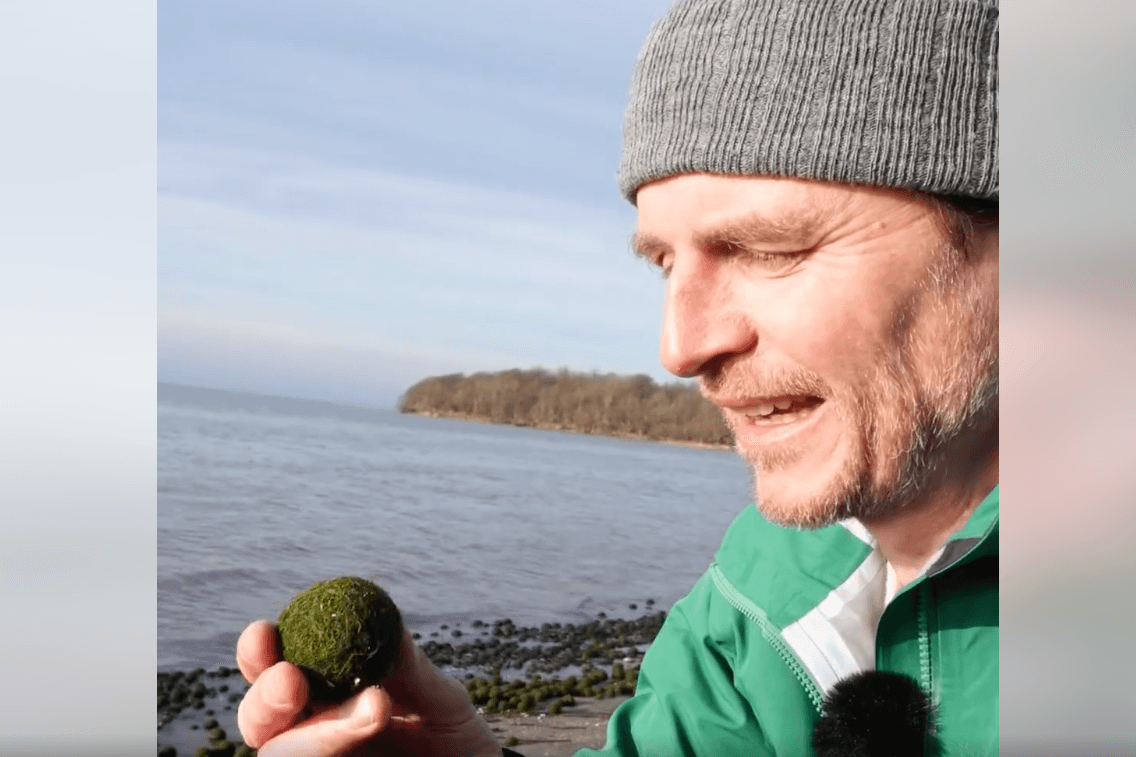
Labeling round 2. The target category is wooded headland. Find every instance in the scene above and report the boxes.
[398,369,733,447]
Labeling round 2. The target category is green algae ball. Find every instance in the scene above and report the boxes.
[278,576,403,703]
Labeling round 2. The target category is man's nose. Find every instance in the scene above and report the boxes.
[659,251,756,378]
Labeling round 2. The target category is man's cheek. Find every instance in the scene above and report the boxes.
[772,295,881,375]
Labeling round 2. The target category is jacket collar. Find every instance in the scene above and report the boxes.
[713,485,999,629]
[924,484,999,579]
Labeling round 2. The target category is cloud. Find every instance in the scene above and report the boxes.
[157,0,672,204]
[159,144,668,402]
[158,295,513,406]
[157,0,682,402]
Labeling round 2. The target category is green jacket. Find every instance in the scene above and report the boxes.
[578,487,998,757]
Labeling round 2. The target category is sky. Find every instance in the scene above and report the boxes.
[159,1,678,407]
[158,0,1136,409]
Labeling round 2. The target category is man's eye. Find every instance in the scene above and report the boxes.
[744,249,810,271]
[712,241,802,269]
[749,251,799,263]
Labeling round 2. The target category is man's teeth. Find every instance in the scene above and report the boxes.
[743,399,817,423]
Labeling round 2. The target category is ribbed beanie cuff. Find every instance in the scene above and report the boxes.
[619,0,999,203]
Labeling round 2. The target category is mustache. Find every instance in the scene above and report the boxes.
[699,363,832,402]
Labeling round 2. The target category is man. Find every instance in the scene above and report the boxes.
[235,0,999,754]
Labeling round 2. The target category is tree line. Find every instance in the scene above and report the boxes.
[398,368,733,447]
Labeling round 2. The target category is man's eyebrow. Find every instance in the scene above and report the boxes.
[694,209,823,250]
[629,231,669,261]
[630,207,827,261]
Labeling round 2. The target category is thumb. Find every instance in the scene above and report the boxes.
[258,686,393,757]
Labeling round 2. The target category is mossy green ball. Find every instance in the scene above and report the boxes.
[277,576,403,703]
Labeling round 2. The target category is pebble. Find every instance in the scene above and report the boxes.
[158,607,666,750]
[418,610,666,678]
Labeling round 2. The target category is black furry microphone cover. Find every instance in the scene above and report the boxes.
[811,670,935,757]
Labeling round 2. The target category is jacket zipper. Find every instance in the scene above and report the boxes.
[709,564,825,713]
[915,580,933,697]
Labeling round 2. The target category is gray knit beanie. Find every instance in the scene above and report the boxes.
[619,0,999,203]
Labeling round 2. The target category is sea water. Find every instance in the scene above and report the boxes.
[157,384,752,672]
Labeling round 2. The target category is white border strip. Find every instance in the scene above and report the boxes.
[839,518,876,546]
[780,550,887,693]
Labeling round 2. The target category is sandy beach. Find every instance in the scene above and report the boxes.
[487,695,629,756]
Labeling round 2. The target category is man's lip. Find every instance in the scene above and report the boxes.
[708,394,824,410]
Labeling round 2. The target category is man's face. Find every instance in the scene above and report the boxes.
[633,174,998,528]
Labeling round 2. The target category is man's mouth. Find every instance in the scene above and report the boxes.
[731,395,825,425]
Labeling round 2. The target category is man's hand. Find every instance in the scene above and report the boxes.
[235,620,504,757]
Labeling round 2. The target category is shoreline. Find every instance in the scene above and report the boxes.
[407,410,732,452]
[159,611,662,756]
[157,669,628,756]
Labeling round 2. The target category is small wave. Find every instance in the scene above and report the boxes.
[157,567,275,594]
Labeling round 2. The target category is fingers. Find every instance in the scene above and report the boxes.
[256,686,392,757]
[237,661,310,748]
[382,628,474,724]
[380,629,446,714]
[237,620,281,683]
[379,630,502,754]
[235,623,482,754]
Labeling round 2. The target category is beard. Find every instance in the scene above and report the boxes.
[710,250,999,530]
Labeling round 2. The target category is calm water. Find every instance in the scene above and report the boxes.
[157,385,752,672]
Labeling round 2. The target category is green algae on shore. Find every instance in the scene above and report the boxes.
[158,604,665,756]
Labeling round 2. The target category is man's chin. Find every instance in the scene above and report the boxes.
[753,494,845,530]
[754,465,919,529]
[748,458,856,529]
